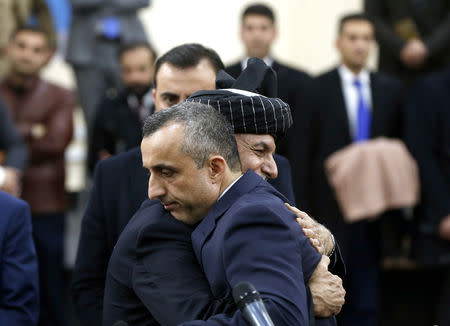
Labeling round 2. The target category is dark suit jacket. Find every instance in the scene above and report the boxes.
[180,170,322,326]
[291,67,403,249]
[72,148,148,326]
[365,0,450,82]
[0,97,27,170]
[0,191,39,326]
[72,146,295,326]
[103,200,235,326]
[103,172,338,326]
[404,67,450,266]
[226,60,312,158]
[88,91,153,173]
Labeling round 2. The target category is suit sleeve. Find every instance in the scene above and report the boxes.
[328,242,346,278]
[291,80,317,212]
[364,0,406,57]
[404,78,450,224]
[180,202,318,326]
[71,162,109,326]
[423,10,450,59]
[132,214,235,326]
[27,89,74,163]
[88,102,115,174]
[0,99,28,170]
[0,200,39,326]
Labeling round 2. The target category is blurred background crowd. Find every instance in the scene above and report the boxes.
[0,0,449,325]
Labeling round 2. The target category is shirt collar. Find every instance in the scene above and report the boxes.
[241,56,273,70]
[4,75,40,92]
[218,174,243,201]
[338,64,370,86]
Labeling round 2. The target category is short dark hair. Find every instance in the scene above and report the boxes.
[242,3,275,23]
[142,101,241,172]
[153,43,224,87]
[11,26,51,49]
[338,13,373,33]
[118,42,157,63]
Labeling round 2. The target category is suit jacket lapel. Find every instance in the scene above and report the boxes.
[369,72,382,138]
[331,68,352,143]
[191,171,264,263]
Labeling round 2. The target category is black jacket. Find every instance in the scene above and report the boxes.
[404,67,450,266]
[365,0,450,83]
[89,91,154,173]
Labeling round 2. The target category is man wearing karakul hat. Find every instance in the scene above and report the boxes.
[103,58,345,326]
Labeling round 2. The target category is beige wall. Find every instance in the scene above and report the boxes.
[141,0,374,75]
[44,0,376,88]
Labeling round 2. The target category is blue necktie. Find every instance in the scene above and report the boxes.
[353,79,371,142]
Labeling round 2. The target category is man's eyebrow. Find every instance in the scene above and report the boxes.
[251,141,270,150]
[151,163,177,171]
[160,91,178,98]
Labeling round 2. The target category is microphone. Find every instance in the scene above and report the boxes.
[232,282,275,326]
[112,321,129,326]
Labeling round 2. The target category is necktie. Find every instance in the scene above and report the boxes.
[353,79,371,142]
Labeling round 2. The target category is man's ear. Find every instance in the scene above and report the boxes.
[43,48,55,66]
[335,37,341,52]
[207,155,227,183]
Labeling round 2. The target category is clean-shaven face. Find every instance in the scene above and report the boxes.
[241,14,276,58]
[141,123,219,225]
[336,20,374,71]
[152,60,216,112]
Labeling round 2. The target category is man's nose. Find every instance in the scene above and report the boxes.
[147,175,165,200]
[262,155,278,180]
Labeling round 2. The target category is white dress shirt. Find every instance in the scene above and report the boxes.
[218,174,243,201]
[338,65,372,139]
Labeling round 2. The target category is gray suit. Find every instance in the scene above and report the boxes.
[0,97,27,170]
[66,0,149,127]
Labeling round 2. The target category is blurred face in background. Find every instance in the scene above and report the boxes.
[336,19,374,73]
[120,46,155,97]
[152,59,216,112]
[241,14,276,58]
[7,30,51,77]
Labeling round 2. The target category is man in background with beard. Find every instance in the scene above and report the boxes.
[88,42,157,172]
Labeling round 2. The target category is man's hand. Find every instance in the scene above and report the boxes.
[309,255,345,317]
[1,167,21,197]
[439,214,450,241]
[285,203,334,256]
[400,39,428,69]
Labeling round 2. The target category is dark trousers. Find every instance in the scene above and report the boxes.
[338,220,380,326]
[32,213,66,326]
